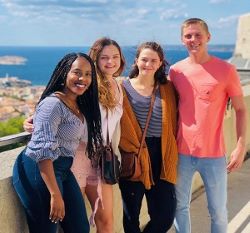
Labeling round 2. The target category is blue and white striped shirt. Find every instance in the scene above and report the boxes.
[123,79,162,137]
[26,94,87,162]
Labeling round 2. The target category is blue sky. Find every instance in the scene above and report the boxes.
[0,0,249,46]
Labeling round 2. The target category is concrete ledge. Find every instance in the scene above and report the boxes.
[0,147,28,233]
[0,177,28,233]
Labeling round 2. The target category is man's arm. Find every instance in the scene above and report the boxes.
[227,95,247,172]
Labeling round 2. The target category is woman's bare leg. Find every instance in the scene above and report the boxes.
[86,183,114,233]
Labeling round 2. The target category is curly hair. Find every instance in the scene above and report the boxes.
[129,41,169,84]
[39,52,103,160]
[89,37,125,109]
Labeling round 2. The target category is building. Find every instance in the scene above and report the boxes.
[228,13,250,86]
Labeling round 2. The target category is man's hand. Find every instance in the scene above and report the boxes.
[227,145,245,172]
[23,116,34,133]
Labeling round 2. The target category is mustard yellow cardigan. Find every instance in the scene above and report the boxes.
[119,81,178,189]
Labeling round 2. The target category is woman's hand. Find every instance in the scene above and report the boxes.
[38,159,65,223]
[50,193,65,223]
[23,115,34,133]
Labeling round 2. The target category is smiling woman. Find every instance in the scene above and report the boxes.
[119,41,178,233]
[12,52,103,233]
[71,37,126,233]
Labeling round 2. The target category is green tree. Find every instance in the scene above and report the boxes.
[0,116,27,152]
[0,116,25,137]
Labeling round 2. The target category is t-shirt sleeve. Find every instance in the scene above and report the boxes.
[226,65,243,97]
[168,66,175,82]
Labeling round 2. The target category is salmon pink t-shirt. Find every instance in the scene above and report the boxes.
[169,56,243,158]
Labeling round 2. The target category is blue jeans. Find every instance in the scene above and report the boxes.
[12,149,89,233]
[174,154,228,233]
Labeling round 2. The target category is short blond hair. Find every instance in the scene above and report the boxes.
[181,18,210,36]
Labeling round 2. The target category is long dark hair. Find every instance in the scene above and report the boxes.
[129,41,169,84]
[39,52,103,159]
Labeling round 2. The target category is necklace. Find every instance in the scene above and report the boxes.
[54,91,80,115]
[65,101,80,115]
[71,104,80,114]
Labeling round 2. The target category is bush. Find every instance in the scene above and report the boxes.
[0,116,25,137]
[0,116,26,152]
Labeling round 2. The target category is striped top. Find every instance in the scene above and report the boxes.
[123,79,162,137]
[26,94,87,162]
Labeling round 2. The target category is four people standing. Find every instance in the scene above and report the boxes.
[13,18,247,233]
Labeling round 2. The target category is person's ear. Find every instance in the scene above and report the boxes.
[207,33,211,42]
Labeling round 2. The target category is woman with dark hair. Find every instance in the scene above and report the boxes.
[119,42,178,233]
[71,37,125,233]
[12,52,102,233]
[22,38,125,233]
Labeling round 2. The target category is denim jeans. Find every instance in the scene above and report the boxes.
[174,154,228,233]
[119,137,176,233]
[12,149,89,233]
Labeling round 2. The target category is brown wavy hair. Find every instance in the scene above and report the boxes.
[129,41,169,84]
[89,37,125,109]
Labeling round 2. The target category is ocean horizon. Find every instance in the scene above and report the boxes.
[0,45,234,86]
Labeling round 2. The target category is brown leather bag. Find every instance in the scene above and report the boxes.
[120,84,157,180]
[99,143,120,184]
[119,149,141,179]
[99,110,120,184]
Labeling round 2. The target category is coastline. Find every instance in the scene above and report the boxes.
[0,45,233,86]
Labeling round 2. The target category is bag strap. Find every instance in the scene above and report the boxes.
[105,80,121,145]
[106,109,110,144]
[137,83,158,158]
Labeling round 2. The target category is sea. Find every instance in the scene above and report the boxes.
[0,45,234,86]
